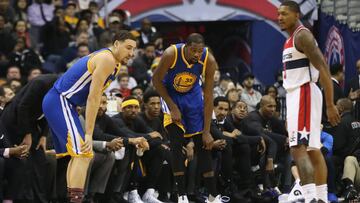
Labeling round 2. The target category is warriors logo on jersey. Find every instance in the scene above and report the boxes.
[173,72,197,93]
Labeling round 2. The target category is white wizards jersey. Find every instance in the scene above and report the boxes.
[282,25,319,91]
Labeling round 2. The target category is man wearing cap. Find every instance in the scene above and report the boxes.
[241,73,262,112]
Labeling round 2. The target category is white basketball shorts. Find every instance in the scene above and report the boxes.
[286,82,323,149]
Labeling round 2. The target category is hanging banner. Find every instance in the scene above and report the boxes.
[317,12,360,90]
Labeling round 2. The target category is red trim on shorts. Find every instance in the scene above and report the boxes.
[298,83,311,131]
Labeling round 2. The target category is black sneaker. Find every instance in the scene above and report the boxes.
[344,185,358,200]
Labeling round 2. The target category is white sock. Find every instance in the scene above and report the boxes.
[316,184,328,202]
[302,183,317,203]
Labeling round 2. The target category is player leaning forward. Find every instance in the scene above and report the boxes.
[42,31,137,202]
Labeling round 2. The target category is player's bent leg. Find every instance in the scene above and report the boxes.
[290,145,317,203]
[308,149,328,203]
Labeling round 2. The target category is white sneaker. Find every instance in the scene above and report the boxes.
[128,190,144,203]
[206,195,226,203]
[142,189,163,203]
[178,195,189,203]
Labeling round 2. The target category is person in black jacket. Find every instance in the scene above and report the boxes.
[326,98,360,179]
[322,63,345,123]
[241,95,290,192]
[347,59,360,120]
[0,74,57,202]
[112,96,164,203]
[212,96,253,201]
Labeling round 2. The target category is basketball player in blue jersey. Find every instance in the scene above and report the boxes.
[42,31,136,203]
[279,1,340,203]
[152,33,222,203]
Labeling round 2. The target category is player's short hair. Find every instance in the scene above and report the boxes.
[214,96,230,107]
[330,63,343,75]
[186,33,205,45]
[112,30,137,43]
[143,90,159,104]
[281,1,301,14]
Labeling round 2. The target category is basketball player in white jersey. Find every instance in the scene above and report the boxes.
[278,1,340,203]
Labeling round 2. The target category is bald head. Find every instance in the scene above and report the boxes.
[336,98,353,114]
[259,95,276,118]
[260,95,276,107]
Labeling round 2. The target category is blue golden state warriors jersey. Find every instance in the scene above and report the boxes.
[162,43,208,96]
[161,43,209,137]
[54,48,119,106]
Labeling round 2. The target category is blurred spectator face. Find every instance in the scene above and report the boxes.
[119,65,129,74]
[260,97,276,118]
[144,44,155,60]
[89,2,98,14]
[65,4,76,17]
[98,95,107,117]
[356,59,360,74]
[76,32,89,45]
[214,100,230,121]
[7,66,21,80]
[53,0,63,6]
[267,86,277,98]
[220,78,230,90]
[55,7,65,18]
[122,103,140,119]
[141,18,152,32]
[14,38,26,51]
[0,15,5,29]
[28,68,42,81]
[227,89,239,103]
[77,19,89,32]
[145,96,160,117]
[214,70,220,84]
[15,20,27,33]
[17,0,27,10]
[10,80,22,92]
[119,76,129,89]
[4,87,14,103]
[132,88,143,101]
[109,19,122,33]
[0,0,9,11]
[243,77,254,89]
[78,45,90,57]
[232,101,248,120]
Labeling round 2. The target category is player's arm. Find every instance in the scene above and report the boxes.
[202,53,217,149]
[152,46,180,121]
[295,30,340,126]
[85,53,116,139]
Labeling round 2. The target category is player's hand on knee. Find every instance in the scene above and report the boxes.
[202,133,214,150]
[326,104,341,126]
[81,134,93,153]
